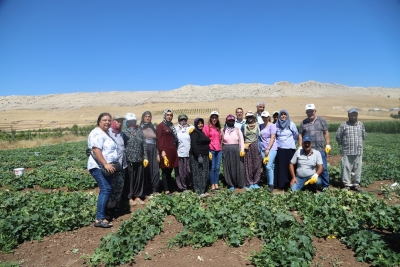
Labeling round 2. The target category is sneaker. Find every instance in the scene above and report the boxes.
[352,185,364,192]
[199,193,208,198]
[249,184,255,189]
[253,184,260,189]
[244,186,250,190]
[268,185,274,192]
[229,186,235,191]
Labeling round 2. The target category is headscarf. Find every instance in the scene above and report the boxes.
[110,119,122,136]
[140,111,156,134]
[245,114,257,130]
[194,118,204,132]
[224,114,236,134]
[124,119,138,133]
[163,109,179,147]
[276,109,291,130]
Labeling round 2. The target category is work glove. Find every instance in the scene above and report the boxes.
[163,156,170,167]
[240,151,245,157]
[209,152,212,160]
[188,127,194,134]
[157,154,160,162]
[304,173,318,185]
[143,159,149,168]
[263,156,269,165]
[325,145,331,154]
[198,156,203,165]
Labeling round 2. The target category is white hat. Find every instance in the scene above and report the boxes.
[305,104,316,110]
[245,111,255,117]
[210,111,219,116]
[261,111,270,117]
[125,113,137,121]
[273,111,279,115]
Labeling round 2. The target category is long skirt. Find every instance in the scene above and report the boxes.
[124,161,144,199]
[244,142,262,186]
[222,144,245,188]
[274,148,296,189]
[107,170,125,208]
[191,154,210,195]
[175,157,192,191]
[144,144,160,194]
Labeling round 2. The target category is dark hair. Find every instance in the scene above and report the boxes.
[208,116,221,131]
[97,112,112,126]
[236,107,243,113]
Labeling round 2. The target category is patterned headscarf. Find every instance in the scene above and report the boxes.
[110,119,122,136]
[276,109,291,130]
[140,111,156,134]
[163,109,179,147]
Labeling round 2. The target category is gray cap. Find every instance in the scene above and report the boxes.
[348,108,358,114]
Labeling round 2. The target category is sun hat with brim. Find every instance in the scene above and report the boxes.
[226,114,235,121]
[125,113,137,121]
[348,108,358,114]
[113,115,123,120]
[178,114,188,121]
[302,135,312,143]
[210,111,219,116]
[261,111,270,117]
[245,111,255,117]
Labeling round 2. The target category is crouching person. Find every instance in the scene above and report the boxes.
[289,135,323,193]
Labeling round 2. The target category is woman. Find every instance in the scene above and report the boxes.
[140,111,160,195]
[274,109,298,189]
[241,111,262,189]
[123,113,148,205]
[87,112,118,228]
[156,109,179,195]
[175,114,193,191]
[259,111,277,192]
[203,111,222,191]
[106,115,127,219]
[221,114,245,190]
[190,118,211,197]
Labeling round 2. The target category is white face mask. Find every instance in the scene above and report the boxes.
[180,120,187,126]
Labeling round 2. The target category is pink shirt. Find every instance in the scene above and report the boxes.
[203,124,222,151]
[221,127,244,152]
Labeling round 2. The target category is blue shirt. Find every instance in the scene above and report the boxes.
[234,119,245,129]
[276,121,298,149]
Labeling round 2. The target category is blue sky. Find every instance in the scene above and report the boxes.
[0,0,399,96]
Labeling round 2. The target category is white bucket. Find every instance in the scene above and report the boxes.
[14,168,24,176]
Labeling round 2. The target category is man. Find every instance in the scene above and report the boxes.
[336,108,365,191]
[255,101,265,124]
[289,135,323,193]
[234,108,245,129]
[298,104,330,190]
[272,111,279,124]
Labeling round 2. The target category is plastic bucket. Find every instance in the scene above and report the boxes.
[34,152,41,156]
[14,168,24,176]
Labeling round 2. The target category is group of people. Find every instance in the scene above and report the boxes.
[87,102,365,228]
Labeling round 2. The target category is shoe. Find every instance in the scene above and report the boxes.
[199,193,208,198]
[244,186,251,190]
[249,184,255,189]
[352,185,364,192]
[229,186,235,191]
[268,185,274,192]
[129,199,138,206]
[253,184,260,189]
[343,186,351,191]
[214,187,221,191]
[94,220,113,228]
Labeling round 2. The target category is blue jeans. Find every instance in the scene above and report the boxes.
[319,151,329,188]
[90,168,113,221]
[209,150,222,185]
[291,175,321,193]
[261,150,277,186]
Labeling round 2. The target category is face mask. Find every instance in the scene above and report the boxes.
[180,120,187,126]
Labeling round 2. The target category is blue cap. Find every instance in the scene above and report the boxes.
[302,135,312,143]
[348,108,358,114]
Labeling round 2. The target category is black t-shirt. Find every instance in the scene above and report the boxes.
[190,130,211,158]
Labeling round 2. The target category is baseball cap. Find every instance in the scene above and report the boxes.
[226,114,235,121]
[245,111,255,117]
[273,111,279,115]
[305,104,315,110]
[178,114,188,121]
[113,115,123,120]
[125,113,137,121]
[302,135,312,143]
[348,108,358,114]
[210,111,219,116]
[261,111,270,117]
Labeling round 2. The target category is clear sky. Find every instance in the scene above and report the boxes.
[1,0,399,96]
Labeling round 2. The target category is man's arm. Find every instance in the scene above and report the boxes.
[324,131,330,146]
[316,163,323,176]
[289,162,297,187]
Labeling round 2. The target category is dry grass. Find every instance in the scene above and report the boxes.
[0,135,87,150]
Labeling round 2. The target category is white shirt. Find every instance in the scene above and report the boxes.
[175,124,193,157]
[87,127,119,170]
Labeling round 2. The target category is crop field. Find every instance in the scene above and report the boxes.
[0,131,399,266]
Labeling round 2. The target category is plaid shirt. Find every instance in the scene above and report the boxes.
[299,116,328,152]
[336,121,365,155]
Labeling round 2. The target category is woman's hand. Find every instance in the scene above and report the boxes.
[265,149,270,156]
[104,162,116,174]
[161,151,166,158]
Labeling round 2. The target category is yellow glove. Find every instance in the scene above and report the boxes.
[189,127,194,134]
[304,173,318,185]
[263,156,269,165]
[209,152,212,160]
[163,156,170,167]
[240,151,245,157]
[143,159,149,168]
[325,145,331,154]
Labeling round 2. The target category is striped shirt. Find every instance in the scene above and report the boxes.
[336,121,365,155]
[299,116,328,152]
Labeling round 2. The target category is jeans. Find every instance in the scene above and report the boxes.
[291,175,321,193]
[90,168,113,221]
[209,150,222,185]
[261,150,277,186]
[319,150,329,188]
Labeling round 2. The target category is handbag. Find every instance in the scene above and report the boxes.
[90,151,122,177]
